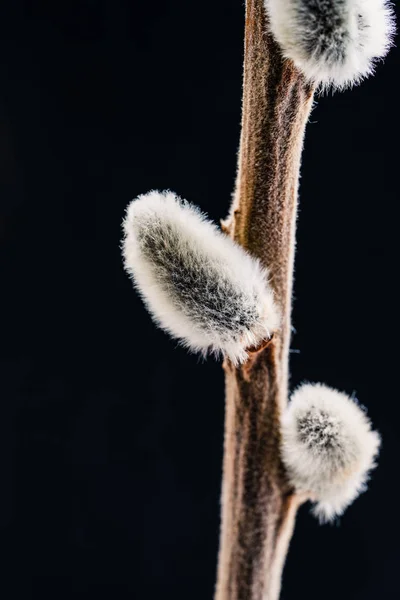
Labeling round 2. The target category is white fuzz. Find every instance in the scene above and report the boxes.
[265,0,395,88]
[281,383,380,522]
[122,191,280,364]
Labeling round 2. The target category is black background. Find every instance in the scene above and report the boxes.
[1,1,399,598]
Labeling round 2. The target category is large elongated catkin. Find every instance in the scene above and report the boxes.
[122,190,280,364]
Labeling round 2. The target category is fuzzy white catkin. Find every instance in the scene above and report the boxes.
[122,191,280,364]
[265,0,395,88]
[281,383,381,522]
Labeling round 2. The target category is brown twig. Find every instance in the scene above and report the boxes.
[215,2,315,599]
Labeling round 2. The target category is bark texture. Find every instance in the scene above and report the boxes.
[215,1,315,599]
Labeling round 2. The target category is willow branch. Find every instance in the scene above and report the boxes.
[121,1,394,597]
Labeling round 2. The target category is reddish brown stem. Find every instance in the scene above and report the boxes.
[215,2,315,599]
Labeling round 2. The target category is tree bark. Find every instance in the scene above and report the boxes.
[215,1,315,599]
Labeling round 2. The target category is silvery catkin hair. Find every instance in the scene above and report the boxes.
[265,0,395,88]
[281,383,381,521]
[122,190,280,364]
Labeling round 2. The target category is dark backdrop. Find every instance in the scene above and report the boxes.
[1,1,399,598]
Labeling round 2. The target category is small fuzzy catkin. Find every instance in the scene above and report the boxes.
[265,0,395,88]
[281,383,381,522]
[122,190,280,364]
